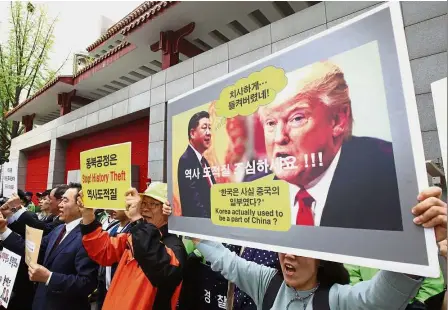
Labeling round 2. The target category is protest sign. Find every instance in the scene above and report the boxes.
[167,2,439,277]
[80,142,131,210]
[0,249,21,308]
[2,163,17,198]
[431,78,447,177]
[25,225,43,266]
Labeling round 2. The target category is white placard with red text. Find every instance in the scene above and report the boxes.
[0,249,21,308]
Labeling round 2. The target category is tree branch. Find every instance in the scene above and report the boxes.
[25,16,57,99]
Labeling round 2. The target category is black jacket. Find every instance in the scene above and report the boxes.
[2,224,98,310]
[247,136,403,231]
[178,145,216,218]
[10,211,63,236]
[8,209,39,238]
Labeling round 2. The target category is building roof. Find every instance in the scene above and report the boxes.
[5,41,135,119]
[76,41,132,77]
[5,76,74,118]
[121,1,178,36]
[6,1,180,120]
[86,1,154,52]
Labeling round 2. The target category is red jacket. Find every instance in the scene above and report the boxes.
[81,220,186,310]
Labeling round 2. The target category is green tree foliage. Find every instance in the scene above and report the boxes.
[0,2,58,164]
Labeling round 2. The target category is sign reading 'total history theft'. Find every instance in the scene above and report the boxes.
[80,142,131,210]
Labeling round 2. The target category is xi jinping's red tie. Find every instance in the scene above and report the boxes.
[295,189,315,226]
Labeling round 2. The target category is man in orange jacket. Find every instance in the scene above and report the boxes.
[79,182,186,310]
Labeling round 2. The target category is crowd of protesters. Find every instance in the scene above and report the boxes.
[0,181,446,310]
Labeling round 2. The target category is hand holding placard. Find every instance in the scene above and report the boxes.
[413,186,447,242]
[77,190,96,225]
[125,188,142,222]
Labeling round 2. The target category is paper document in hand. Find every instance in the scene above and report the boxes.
[25,225,43,266]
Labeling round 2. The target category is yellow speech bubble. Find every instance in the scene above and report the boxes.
[215,66,288,118]
[211,180,291,231]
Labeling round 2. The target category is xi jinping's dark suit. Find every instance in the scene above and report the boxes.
[178,145,216,218]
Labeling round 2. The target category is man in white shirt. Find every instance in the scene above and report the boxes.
[253,61,402,230]
[178,111,216,218]
[0,182,98,310]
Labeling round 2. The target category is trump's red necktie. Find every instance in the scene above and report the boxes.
[295,189,315,226]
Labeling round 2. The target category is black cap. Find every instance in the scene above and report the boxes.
[25,191,33,197]
[17,189,26,201]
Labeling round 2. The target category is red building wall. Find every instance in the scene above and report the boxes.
[25,145,50,205]
[65,117,149,193]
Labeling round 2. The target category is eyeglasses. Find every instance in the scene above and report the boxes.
[141,201,162,209]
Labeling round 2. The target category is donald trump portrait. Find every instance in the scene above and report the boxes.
[252,61,403,231]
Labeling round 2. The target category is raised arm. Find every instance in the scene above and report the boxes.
[78,190,129,266]
[195,240,277,306]
[80,220,128,266]
[332,270,422,310]
[334,186,447,310]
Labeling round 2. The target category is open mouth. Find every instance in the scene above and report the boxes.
[275,152,290,159]
[284,263,296,276]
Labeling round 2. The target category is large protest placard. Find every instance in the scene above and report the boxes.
[25,225,43,266]
[2,163,17,198]
[0,249,21,308]
[167,3,439,277]
[431,78,447,177]
[80,142,131,210]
